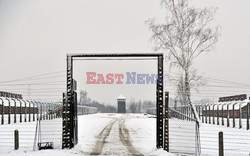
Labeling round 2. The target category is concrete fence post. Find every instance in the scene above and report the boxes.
[233,103,236,128]
[213,104,216,124]
[24,100,27,122]
[219,131,224,156]
[0,98,4,125]
[227,103,230,127]
[14,130,19,150]
[13,99,17,124]
[239,102,242,129]
[217,104,220,125]
[247,103,250,130]
[28,101,31,122]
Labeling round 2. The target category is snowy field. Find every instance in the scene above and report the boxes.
[0,113,170,156]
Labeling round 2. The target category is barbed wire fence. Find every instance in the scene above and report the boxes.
[168,104,201,155]
[195,100,250,155]
[0,97,99,153]
[0,98,63,153]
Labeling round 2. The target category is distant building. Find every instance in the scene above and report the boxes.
[117,95,126,113]
[0,91,22,99]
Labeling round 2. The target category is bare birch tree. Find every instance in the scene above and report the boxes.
[147,0,219,121]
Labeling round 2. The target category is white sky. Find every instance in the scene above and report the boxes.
[0,0,250,104]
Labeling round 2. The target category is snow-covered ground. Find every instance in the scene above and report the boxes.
[200,122,250,155]
[0,113,171,156]
[1,113,249,155]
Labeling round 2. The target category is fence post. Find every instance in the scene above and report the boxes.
[1,98,4,125]
[24,100,27,122]
[49,103,51,120]
[247,103,250,130]
[208,104,211,124]
[18,99,22,123]
[227,103,230,127]
[45,102,48,120]
[233,103,236,128]
[212,104,216,124]
[221,103,225,126]
[202,105,204,123]
[217,104,220,125]
[40,102,43,120]
[13,99,17,124]
[32,101,35,121]
[164,92,169,152]
[28,101,31,122]
[6,98,11,124]
[239,102,242,129]
[14,130,19,150]
[205,104,208,123]
[198,105,201,119]
[218,131,224,156]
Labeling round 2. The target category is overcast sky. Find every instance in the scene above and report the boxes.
[0,0,250,104]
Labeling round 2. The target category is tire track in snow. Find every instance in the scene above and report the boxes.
[118,118,143,156]
[90,119,117,155]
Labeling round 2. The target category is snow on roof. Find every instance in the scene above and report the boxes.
[117,94,126,100]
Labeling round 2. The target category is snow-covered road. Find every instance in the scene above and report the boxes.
[0,113,170,156]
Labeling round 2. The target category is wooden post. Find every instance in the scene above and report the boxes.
[219,131,224,156]
[14,130,19,150]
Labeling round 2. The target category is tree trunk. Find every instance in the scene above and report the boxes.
[184,68,200,123]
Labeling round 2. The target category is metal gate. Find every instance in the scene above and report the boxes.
[62,53,165,149]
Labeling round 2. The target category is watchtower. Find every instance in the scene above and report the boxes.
[117,95,126,113]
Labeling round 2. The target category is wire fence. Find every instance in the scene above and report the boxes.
[0,97,63,153]
[195,100,250,155]
[0,98,98,154]
[169,105,200,155]
[0,97,62,125]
